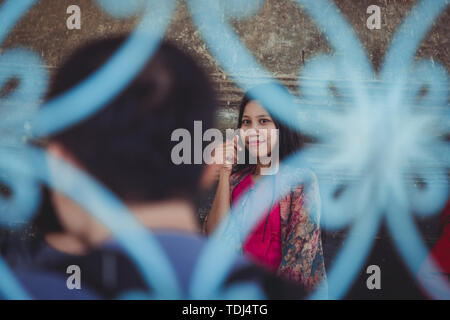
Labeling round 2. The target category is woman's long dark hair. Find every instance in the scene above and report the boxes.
[232,84,305,175]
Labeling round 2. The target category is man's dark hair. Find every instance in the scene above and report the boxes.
[43,36,216,202]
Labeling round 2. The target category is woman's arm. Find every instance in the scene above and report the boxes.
[203,136,240,235]
[204,168,232,235]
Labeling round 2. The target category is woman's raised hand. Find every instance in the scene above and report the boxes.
[213,134,242,176]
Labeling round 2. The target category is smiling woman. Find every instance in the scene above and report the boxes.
[204,84,327,294]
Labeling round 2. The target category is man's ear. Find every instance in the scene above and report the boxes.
[46,142,83,170]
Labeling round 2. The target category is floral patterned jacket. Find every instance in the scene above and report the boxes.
[227,165,327,295]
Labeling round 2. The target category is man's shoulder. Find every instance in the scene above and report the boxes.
[10,230,307,299]
[11,268,100,300]
[0,228,45,268]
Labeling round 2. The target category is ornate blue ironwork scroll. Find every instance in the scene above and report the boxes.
[0,0,448,299]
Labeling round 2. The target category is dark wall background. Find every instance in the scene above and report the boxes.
[1,0,449,298]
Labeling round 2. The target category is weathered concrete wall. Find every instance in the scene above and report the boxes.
[0,0,449,298]
[3,0,449,128]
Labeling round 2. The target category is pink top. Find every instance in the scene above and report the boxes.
[231,173,282,272]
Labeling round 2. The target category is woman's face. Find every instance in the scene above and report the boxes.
[239,100,278,160]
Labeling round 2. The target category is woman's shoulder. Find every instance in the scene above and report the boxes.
[278,166,321,222]
[276,165,318,193]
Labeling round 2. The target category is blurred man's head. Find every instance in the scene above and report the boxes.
[45,36,216,204]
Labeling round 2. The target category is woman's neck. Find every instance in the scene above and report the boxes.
[253,157,278,181]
